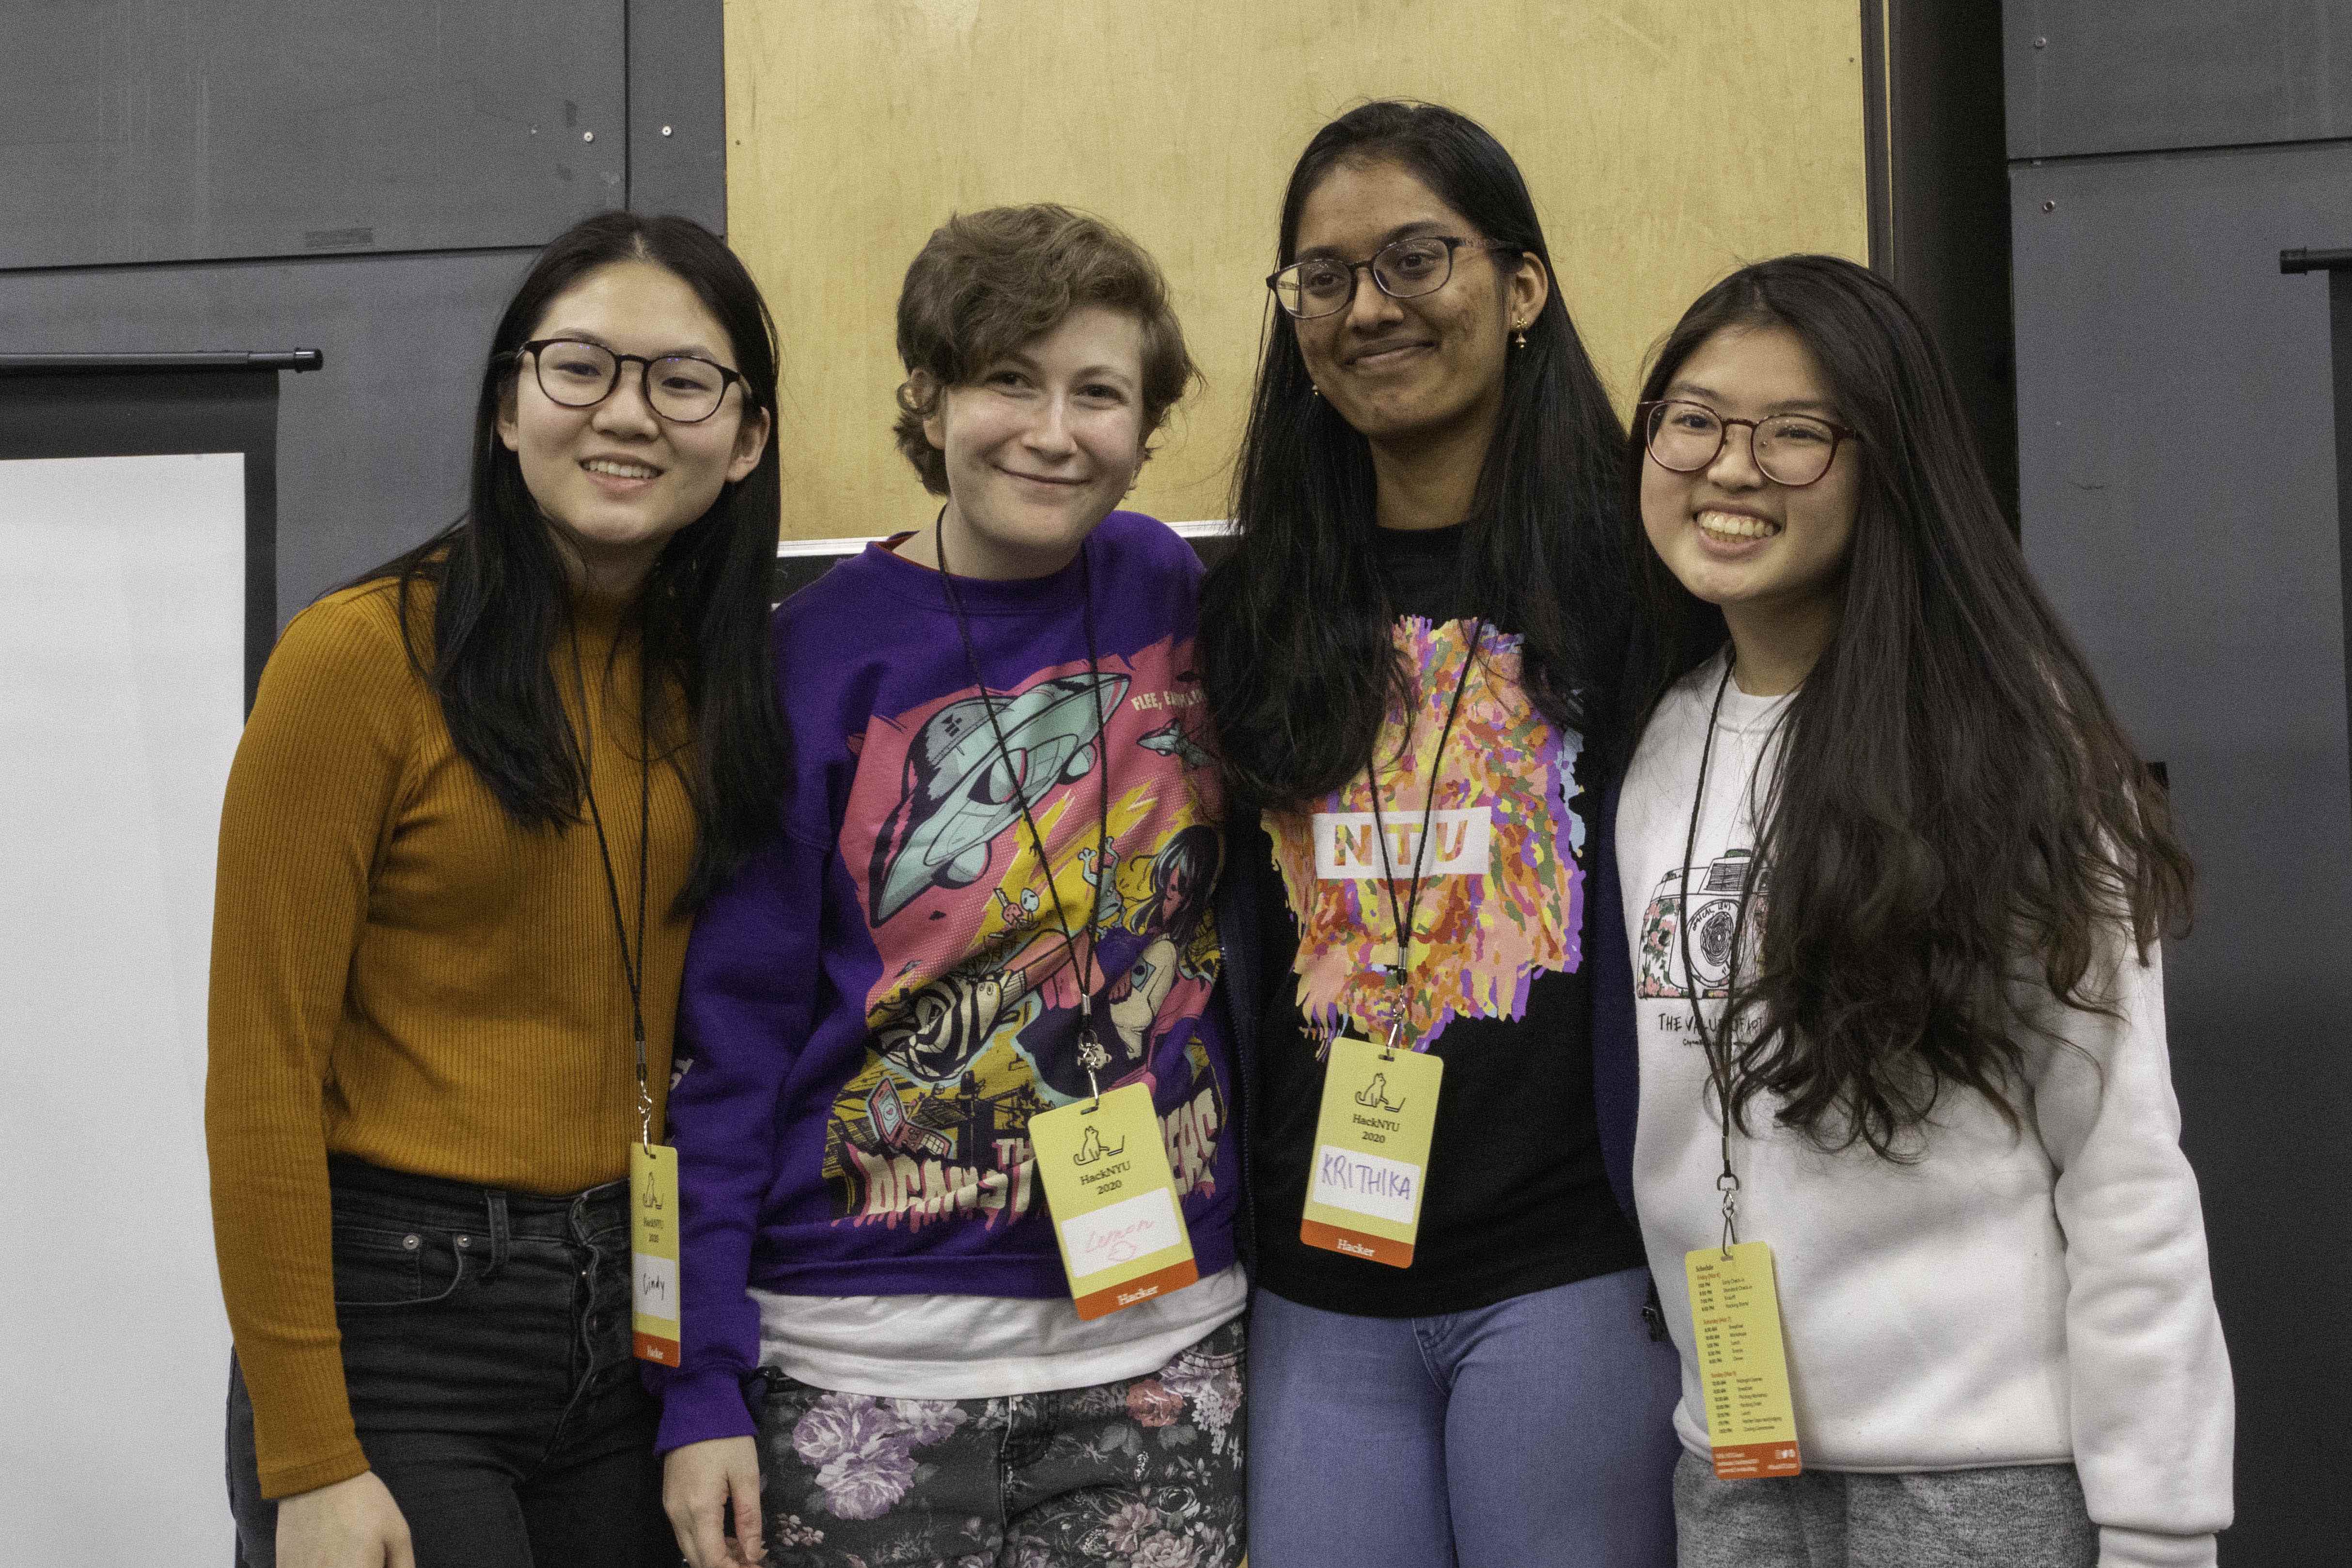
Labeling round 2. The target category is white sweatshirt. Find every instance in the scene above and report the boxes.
[1618,654,2233,1568]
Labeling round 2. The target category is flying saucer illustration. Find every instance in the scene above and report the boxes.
[870,672,1131,924]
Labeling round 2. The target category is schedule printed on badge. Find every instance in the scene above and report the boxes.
[1685,1240,1803,1479]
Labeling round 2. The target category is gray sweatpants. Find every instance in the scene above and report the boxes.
[1673,1451,2098,1568]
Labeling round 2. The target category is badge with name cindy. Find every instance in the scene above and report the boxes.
[1685,1240,1802,1478]
[1301,1033,1443,1267]
[1030,1082,1198,1319]
[629,1142,683,1365]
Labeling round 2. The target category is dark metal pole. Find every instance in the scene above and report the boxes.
[2281,249,2352,814]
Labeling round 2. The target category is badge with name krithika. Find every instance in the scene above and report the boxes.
[1301,1033,1443,1267]
[1029,1083,1199,1319]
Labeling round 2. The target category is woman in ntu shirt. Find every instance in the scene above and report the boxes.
[209,212,781,1568]
[1615,254,2231,1567]
[1200,100,1682,1568]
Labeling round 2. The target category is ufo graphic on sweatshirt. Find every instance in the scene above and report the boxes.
[869,671,1131,925]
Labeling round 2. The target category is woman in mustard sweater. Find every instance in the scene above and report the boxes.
[208,212,779,1568]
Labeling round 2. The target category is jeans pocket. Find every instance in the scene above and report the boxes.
[331,1223,465,1307]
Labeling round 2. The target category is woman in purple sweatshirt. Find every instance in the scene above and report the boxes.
[653,205,1247,1568]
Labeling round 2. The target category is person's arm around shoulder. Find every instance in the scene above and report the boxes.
[2027,933,2234,1568]
[206,588,427,1563]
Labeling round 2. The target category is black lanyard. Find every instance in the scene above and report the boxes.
[1360,618,1486,1056]
[1678,656,1761,1251]
[931,508,1115,1101]
[569,621,654,1147]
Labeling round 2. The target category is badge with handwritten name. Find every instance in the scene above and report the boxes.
[1300,1034,1443,1267]
[1029,1083,1199,1319]
[629,1143,682,1364]
[1685,1241,1803,1479]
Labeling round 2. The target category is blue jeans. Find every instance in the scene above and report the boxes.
[1246,1267,1681,1568]
[226,1157,678,1568]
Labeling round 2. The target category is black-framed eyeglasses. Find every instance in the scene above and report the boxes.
[1636,398,1859,488]
[513,338,748,424]
[1267,235,1521,320]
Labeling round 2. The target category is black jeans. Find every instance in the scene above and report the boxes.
[227,1157,680,1568]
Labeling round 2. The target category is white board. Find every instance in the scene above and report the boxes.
[0,453,245,1565]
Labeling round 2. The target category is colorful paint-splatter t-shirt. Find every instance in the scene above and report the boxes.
[1247,521,1644,1317]
[654,514,1239,1450]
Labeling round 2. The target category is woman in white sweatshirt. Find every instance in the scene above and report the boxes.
[1611,254,2232,1568]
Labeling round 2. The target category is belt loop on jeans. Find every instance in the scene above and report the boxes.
[481,1188,511,1281]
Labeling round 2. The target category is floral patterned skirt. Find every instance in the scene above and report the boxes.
[753,1315,1247,1568]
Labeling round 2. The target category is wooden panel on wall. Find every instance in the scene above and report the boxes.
[723,0,1868,539]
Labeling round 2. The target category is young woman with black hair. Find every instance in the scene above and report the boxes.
[209,211,780,1568]
[1616,254,2232,1567]
[1200,100,1680,1567]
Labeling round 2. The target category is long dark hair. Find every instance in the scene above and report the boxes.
[1199,101,1631,805]
[363,211,786,909]
[1625,254,2194,1158]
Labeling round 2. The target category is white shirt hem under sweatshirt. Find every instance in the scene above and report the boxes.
[750,1263,1249,1399]
[1618,653,2232,1553]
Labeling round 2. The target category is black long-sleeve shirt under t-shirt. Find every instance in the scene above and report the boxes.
[1244,521,1644,1317]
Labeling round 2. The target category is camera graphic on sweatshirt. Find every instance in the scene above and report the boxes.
[1635,848,1763,999]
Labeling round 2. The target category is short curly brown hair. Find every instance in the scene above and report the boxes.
[893,204,1198,495]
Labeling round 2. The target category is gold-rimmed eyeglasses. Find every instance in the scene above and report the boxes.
[1267,235,1520,320]
[1636,398,1859,488]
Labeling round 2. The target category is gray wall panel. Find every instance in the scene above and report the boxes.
[628,0,728,230]
[2005,1,2352,160]
[0,249,537,618]
[2010,142,2352,1560]
[0,0,627,269]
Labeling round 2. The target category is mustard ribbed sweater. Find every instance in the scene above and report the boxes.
[206,578,695,1499]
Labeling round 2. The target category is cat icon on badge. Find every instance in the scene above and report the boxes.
[1074,1123,1128,1164]
[1355,1074,1406,1113]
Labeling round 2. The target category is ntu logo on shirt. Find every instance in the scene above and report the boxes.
[1312,808,1492,881]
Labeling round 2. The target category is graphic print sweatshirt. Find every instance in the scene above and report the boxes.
[654,514,1239,1451]
[1619,653,2233,1568]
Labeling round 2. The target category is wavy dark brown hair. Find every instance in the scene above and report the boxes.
[360,211,787,911]
[1625,254,2195,1158]
[1200,101,1631,805]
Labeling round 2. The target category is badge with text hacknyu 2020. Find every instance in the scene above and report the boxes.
[1301,1034,1443,1268]
[1685,1240,1803,1478]
[629,1142,682,1365]
[1029,1082,1199,1319]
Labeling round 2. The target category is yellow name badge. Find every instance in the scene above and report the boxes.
[630,1143,682,1365]
[1684,1241,1803,1478]
[1029,1083,1199,1320]
[1300,1034,1443,1268]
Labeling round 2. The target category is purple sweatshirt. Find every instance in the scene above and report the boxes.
[652,513,1240,1452]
